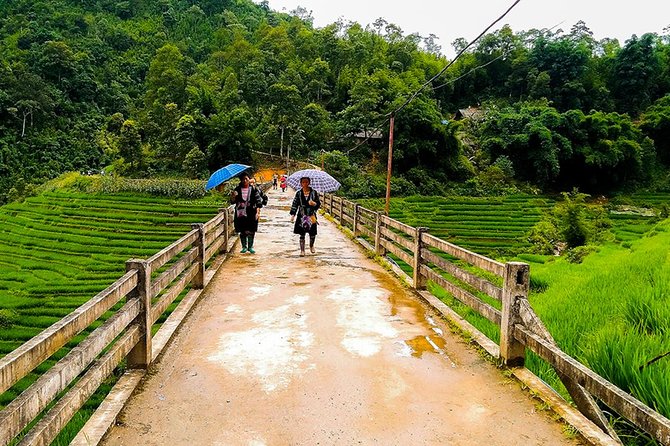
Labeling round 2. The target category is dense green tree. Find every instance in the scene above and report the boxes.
[610,34,661,115]
[479,103,570,186]
[183,146,208,178]
[145,44,188,108]
[118,119,142,168]
[639,95,670,165]
[528,37,591,110]
[561,110,653,191]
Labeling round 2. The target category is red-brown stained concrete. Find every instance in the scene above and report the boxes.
[103,188,583,446]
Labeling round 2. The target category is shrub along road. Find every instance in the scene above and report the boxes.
[103,188,582,445]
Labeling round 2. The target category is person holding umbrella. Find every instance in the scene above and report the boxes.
[290,176,321,256]
[231,172,263,254]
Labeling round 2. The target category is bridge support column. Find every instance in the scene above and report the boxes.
[500,262,529,367]
[191,223,206,289]
[125,259,152,369]
[413,227,429,290]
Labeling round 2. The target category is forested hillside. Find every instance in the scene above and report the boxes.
[1,0,670,202]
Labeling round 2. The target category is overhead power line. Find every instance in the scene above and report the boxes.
[390,0,523,117]
[431,53,505,92]
[345,0,523,154]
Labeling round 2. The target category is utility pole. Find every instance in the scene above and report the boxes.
[385,113,395,216]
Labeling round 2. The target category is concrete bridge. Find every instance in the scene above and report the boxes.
[1,187,669,446]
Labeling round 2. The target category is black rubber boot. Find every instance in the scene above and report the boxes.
[299,238,305,256]
[309,236,316,254]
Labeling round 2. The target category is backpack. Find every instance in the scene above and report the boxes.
[255,186,268,207]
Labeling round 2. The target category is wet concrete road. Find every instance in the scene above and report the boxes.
[103,187,582,446]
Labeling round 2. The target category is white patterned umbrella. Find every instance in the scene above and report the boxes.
[287,169,341,193]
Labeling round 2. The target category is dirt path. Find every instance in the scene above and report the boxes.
[103,187,581,446]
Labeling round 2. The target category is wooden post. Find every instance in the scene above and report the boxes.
[191,223,206,289]
[374,212,385,256]
[353,204,360,236]
[219,207,229,253]
[125,259,152,368]
[222,210,229,253]
[500,262,530,366]
[339,199,344,226]
[413,227,428,289]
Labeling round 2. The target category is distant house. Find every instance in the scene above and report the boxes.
[348,130,384,141]
[453,106,485,121]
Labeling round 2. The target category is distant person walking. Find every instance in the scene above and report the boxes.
[280,175,287,193]
[231,173,263,254]
[272,173,278,190]
[290,176,321,256]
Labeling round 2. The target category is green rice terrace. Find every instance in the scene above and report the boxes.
[360,192,665,258]
[0,190,220,442]
[360,194,556,257]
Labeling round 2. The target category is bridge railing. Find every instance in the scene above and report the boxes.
[322,193,670,446]
[0,203,238,446]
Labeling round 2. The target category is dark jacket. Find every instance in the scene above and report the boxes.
[231,184,263,233]
[290,188,320,236]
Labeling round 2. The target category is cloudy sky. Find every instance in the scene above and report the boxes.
[261,0,670,56]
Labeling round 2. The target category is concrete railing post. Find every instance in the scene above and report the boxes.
[353,204,360,236]
[191,223,206,289]
[500,262,530,366]
[125,259,152,369]
[413,227,429,289]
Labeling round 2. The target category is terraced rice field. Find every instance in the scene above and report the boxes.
[0,191,220,434]
[359,195,556,258]
[360,194,666,260]
[610,193,669,243]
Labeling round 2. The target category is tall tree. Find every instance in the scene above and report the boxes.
[610,33,661,115]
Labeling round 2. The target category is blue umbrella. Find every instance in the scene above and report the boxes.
[287,169,341,193]
[205,164,251,191]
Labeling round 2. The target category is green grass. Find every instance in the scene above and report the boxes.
[0,190,220,445]
[526,224,670,420]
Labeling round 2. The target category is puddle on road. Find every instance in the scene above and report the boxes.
[404,335,447,358]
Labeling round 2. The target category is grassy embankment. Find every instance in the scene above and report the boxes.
[360,192,668,442]
[0,188,221,444]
